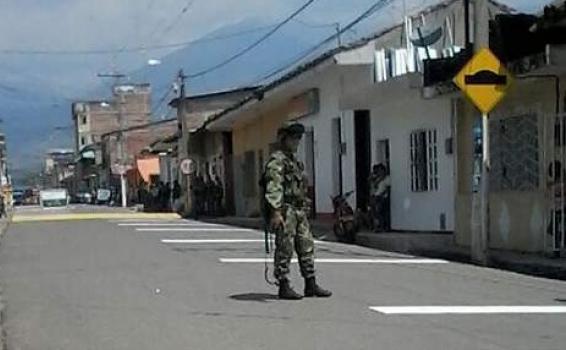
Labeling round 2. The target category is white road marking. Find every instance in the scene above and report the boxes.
[219,258,448,264]
[162,239,265,244]
[369,306,566,315]
[109,219,184,223]
[119,223,224,227]
[137,228,257,232]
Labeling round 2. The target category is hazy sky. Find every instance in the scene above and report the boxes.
[0,0,554,84]
[0,1,551,48]
[0,0,557,174]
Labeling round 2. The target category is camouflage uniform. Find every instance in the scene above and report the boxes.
[264,149,315,280]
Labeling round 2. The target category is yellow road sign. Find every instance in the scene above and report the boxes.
[453,48,512,114]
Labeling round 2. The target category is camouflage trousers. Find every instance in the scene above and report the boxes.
[273,207,315,280]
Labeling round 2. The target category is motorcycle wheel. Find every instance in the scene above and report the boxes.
[333,223,347,243]
[344,222,356,243]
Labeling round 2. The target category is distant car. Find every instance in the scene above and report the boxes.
[13,191,24,206]
[96,189,112,205]
[75,192,93,204]
[39,189,70,208]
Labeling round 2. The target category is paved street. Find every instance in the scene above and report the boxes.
[1,209,566,350]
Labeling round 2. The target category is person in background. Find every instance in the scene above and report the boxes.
[369,163,391,232]
[214,175,224,217]
[164,182,172,211]
[203,175,213,216]
[150,181,160,212]
[173,180,181,201]
[193,175,205,216]
[0,192,5,218]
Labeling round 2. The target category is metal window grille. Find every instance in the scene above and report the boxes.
[545,113,566,253]
[410,129,438,192]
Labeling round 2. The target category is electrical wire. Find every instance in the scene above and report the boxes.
[145,0,196,49]
[151,84,175,116]
[293,18,338,29]
[0,24,278,56]
[186,0,318,79]
[245,0,395,86]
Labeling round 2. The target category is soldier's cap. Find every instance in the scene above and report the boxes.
[277,122,305,139]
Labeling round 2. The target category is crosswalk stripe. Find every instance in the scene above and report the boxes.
[369,306,566,315]
[219,258,448,264]
[162,239,264,244]
[119,223,223,227]
[138,228,257,232]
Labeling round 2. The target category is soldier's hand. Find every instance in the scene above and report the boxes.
[270,210,284,231]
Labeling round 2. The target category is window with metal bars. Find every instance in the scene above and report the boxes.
[410,129,439,192]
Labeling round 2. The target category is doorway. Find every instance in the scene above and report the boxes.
[222,132,235,215]
[331,117,343,195]
[354,110,371,210]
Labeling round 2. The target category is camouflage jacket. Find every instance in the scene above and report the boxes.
[262,150,310,212]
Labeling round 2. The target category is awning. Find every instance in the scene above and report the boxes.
[81,150,96,159]
[136,157,160,183]
[148,132,180,155]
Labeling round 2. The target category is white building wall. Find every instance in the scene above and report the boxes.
[368,82,455,231]
[341,110,357,208]
[297,76,338,214]
[297,65,372,214]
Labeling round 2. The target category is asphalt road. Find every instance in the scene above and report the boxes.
[1,210,566,350]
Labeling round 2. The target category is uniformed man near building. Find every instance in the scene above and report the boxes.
[262,122,332,300]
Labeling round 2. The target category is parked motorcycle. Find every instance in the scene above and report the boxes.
[331,191,358,243]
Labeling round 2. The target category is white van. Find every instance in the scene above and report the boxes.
[40,189,70,208]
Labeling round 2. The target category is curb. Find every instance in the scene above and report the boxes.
[200,216,566,281]
[11,212,181,223]
[0,210,12,350]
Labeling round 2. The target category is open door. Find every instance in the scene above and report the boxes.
[354,110,371,211]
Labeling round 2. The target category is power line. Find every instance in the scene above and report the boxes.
[0,24,278,56]
[151,84,175,116]
[186,0,318,79]
[293,18,338,29]
[247,0,395,86]
[145,0,196,49]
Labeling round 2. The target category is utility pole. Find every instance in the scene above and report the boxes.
[177,69,192,217]
[472,0,490,266]
[97,73,128,208]
[334,23,342,47]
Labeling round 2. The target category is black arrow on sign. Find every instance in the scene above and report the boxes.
[465,70,507,85]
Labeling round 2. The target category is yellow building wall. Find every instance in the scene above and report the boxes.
[231,100,302,216]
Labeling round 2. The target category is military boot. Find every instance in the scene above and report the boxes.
[278,279,303,300]
[304,277,332,298]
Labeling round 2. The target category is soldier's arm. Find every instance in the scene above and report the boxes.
[264,157,284,211]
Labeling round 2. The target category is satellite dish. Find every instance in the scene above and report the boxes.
[411,26,443,47]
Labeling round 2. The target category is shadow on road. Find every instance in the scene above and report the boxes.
[555,298,566,303]
[230,293,278,303]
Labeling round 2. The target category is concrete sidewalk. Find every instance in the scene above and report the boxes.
[204,216,566,281]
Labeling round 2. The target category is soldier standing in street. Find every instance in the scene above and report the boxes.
[262,122,332,300]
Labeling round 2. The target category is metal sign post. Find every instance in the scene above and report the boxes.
[478,112,490,264]
[180,158,194,216]
[454,48,512,266]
